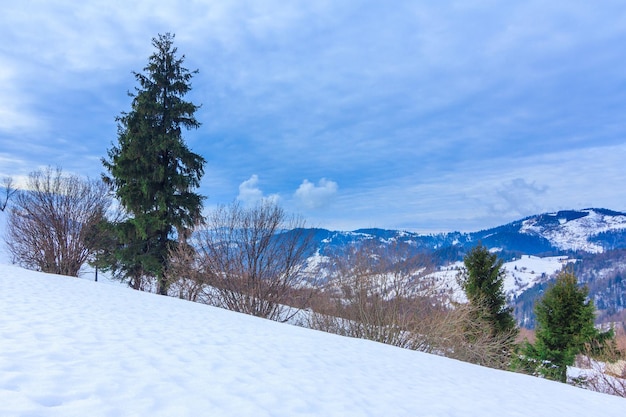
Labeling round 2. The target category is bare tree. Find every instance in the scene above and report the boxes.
[572,338,626,397]
[308,242,445,349]
[5,167,111,277]
[442,300,519,369]
[579,361,626,397]
[184,201,316,321]
[0,176,17,211]
[307,242,516,369]
[165,235,206,301]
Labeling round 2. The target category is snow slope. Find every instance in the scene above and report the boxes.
[1,265,624,416]
[520,209,626,253]
[503,255,572,297]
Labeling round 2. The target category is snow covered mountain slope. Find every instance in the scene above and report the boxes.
[426,254,572,303]
[1,264,625,416]
[302,209,626,325]
[519,209,626,253]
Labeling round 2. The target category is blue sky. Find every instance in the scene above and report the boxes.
[2,1,626,232]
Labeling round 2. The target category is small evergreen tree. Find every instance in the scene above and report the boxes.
[102,33,205,294]
[458,244,517,337]
[528,271,613,382]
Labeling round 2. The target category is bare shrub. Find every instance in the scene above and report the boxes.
[5,167,111,277]
[308,242,437,348]
[574,358,626,398]
[178,201,317,321]
[574,340,626,397]
[165,238,207,302]
[444,301,518,369]
[616,325,626,353]
[0,176,17,212]
[592,372,626,397]
[307,242,515,369]
[516,327,536,345]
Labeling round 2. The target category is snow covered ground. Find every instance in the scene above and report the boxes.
[1,264,624,416]
[503,255,572,296]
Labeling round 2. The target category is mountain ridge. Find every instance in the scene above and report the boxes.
[294,208,626,327]
[303,208,626,258]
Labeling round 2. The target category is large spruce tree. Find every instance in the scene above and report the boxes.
[103,33,205,295]
[458,244,517,337]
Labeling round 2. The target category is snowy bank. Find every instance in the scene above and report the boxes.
[0,264,624,416]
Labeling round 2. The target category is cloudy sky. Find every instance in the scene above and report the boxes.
[2,1,626,232]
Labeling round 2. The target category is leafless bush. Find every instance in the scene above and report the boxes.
[308,242,437,347]
[5,167,111,277]
[307,242,515,369]
[174,201,317,321]
[165,239,207,302]
[588,371,626,397]
[616,325,626,353]
[573,336,626,397]
[575,361,626,397]
[443,302,518,369]
[516,327,536,345]
[0,176,17,212]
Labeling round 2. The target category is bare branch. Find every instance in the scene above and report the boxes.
[0,176,17,212]
[167,201,317,321]
[5,167,111,277]
[307,242,515,369]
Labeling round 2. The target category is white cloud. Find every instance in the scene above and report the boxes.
[2,0,626,233]
[0,65,42,134]
[490,178,549,218]
[236,175,279,206]
[294,178,338,209]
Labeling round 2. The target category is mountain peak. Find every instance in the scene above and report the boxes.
[518,208,626,253]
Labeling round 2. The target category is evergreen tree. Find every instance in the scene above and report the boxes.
[458,244,517,337]
[530,271,613,382]
[102,33,205,295]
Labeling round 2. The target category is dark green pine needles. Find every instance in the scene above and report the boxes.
[102,33,205,294]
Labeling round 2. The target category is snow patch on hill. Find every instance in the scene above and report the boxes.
[427,255,572,302]
[520,209,626,253]
[504,255,573,297]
